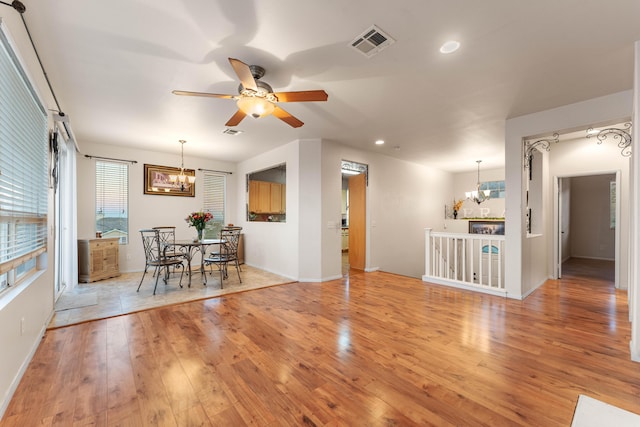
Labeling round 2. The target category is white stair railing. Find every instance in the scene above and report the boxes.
[423,228,506,296]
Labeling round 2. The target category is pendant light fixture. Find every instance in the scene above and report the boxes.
[169,139,196,191]
[465,160,491,204]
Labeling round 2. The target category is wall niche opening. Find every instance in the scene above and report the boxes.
[247,163,286,222]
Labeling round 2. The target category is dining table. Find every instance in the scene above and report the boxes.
[163,239,224,287]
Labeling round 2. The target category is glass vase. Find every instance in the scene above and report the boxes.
[197,228,203,241]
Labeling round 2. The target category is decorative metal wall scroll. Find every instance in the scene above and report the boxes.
[586,123,632,157]
[523,133,559,171]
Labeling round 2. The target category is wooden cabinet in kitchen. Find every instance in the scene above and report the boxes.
[271,183,285,213]
[249,180,271,213]
[78,238,120,283]
[248,180,285,214]
[258,181,271,212]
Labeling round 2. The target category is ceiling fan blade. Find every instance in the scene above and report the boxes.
[273,90,328,103]
[172,90,236,99]
[272,106,304,128]
[228,58,257,91]
[225,110,247,127]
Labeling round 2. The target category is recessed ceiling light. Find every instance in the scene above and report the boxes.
[440,40,460,54]
[375,139,385,145]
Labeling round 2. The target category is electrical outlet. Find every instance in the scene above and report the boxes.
[20,317,25,336]
[126,253,131,260]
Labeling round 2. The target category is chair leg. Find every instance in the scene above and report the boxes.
[137,265,150,292]
[219,262,224,289]
[235,259,242,283]
[178,264,184,288]
[153,267,162,295]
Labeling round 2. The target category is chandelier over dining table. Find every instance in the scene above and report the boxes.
[169,139,196,191]
[466,160,491,204]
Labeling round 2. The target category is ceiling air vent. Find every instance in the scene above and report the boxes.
[350,25,395,58]
[222,128,243,136]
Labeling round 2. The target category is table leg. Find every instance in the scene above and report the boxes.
[198,244,207,285]
[185,252,193,287]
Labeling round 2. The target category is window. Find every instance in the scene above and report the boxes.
[95,161,129,244]
[0,24,49,293]
[202,172,226,238]
[479,180,505,199]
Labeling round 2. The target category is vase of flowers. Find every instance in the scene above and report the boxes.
[452,199,464,219]
[185,211,213,241]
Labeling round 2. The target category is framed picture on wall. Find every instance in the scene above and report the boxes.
[469,220,505,235]
[143,164,195,197]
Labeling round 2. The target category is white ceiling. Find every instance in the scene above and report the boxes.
[17,0,640,172]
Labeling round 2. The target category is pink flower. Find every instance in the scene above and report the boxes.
[186,211,213,229]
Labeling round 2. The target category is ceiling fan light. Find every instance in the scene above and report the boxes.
[237,96,275,118]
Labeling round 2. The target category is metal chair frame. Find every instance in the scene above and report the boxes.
[137,228,185,294]
[204,226,242,288]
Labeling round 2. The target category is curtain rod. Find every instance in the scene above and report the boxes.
[84,154,137,164]
[197,168,232,175]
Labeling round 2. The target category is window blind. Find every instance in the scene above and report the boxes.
[203,173,225,238]
[95,161,129,244]
[203,172,225,221]
[0,24,48,286]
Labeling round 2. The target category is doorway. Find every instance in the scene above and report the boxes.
[341,160,367,275]
[555,172,619,286]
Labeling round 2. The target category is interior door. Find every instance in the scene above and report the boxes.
[348,173,366,270]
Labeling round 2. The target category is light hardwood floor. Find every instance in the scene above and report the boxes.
[50,264,291,329]
[2,258,639,426]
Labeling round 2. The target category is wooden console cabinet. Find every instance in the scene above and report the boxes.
[78,238,120,283]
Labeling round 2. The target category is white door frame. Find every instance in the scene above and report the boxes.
[553,171,621,287]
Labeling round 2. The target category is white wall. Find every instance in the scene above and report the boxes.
[630,41,640,362]
[505,90,633,299]
[299,139,324,281]
[236,140,300,280]
[76,141,238,273]
[321,141,453,279]
[0,15,58,418]
[237,139,453,281]
[570,174,616,260]
[452,167,505,219]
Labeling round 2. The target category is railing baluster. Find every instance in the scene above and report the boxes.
[424,230,505,294]
[462,238,466,282]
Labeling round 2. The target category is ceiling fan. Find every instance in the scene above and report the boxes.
[172,58,328,128]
